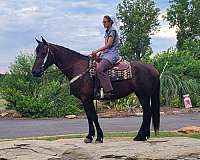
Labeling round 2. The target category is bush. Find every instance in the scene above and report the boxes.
[170,96,182,108]
[109,95,140,111]
[0,53,82,118]
[153,49,200,107]
[189,95,200,108]
[196,96,200,107]
[182,39,200,59]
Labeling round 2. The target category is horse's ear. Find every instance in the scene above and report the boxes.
[41,36,48,46]
[35,38,41,44]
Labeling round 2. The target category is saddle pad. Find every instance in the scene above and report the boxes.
[89,59,133,81]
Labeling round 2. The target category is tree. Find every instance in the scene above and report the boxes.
[0,53,82,118]
[117,0,160,60]
[166,0,200,50]
[182,38,200,59]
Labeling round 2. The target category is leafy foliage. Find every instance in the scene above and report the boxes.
[117,0,160,60]
[109,95,140,111]
[0,53,82,118]
[153,49,200,107]
[154,49,200,79]
[182,38,200,59]
[166,0,200,50]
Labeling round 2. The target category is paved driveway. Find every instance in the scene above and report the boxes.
[0,113,199,139]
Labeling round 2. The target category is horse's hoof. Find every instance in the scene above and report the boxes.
[95,138,103,143]
[133,135,147,141]
[84,138,93,143]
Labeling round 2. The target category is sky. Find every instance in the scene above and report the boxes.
[0,0,177,73]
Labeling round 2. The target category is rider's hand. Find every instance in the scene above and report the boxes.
[91,50,98,57]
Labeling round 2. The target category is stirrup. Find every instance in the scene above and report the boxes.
[100,88,104,99]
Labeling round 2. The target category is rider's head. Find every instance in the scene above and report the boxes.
[103,15,113,29]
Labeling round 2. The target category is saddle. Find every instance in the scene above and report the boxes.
[89,57,132,81]
[111,57,129,71]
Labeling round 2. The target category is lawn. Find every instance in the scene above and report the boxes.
[23,131,200,141]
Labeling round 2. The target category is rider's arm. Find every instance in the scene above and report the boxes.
[92,36,113,55]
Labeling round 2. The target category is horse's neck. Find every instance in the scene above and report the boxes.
[50,45,88,80]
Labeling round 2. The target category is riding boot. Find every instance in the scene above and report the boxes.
[95,88,114,99]
[103,90,114,99]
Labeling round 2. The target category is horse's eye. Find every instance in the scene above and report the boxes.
[42,52,46,56]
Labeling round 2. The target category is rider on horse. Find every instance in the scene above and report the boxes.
[91,15,120,98]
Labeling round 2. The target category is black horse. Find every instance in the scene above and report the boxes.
[32,37,160,143]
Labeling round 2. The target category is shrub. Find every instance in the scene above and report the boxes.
[109,95,140,111]
[153,49,200,107]
[0,53,82,118]
[170,96,182,108]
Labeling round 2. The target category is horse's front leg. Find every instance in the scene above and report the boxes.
[82,99,104,143]
[82,100,95,143]
[134,95,151,141]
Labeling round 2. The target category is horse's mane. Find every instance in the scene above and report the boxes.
[50,43,89,61]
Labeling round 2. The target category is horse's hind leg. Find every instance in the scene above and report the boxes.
[82,99,104,143]
[82,100,96,143]
[134,95,151,141]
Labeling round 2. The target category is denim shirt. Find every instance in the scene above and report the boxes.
[100,27,120,64]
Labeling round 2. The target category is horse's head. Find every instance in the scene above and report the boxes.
[32,37,54,77]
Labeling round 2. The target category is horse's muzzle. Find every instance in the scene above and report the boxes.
[32,69,44,77]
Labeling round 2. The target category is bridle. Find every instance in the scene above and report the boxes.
[41,46,51,69]
[40,45,79,74]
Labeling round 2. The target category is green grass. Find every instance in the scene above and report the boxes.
[22,131,200,141]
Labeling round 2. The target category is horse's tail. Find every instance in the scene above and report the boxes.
[151,79,160,135]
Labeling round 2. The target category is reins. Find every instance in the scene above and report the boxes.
[43,46,94,84]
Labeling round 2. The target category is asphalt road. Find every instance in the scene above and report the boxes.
[0,113,199,139]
